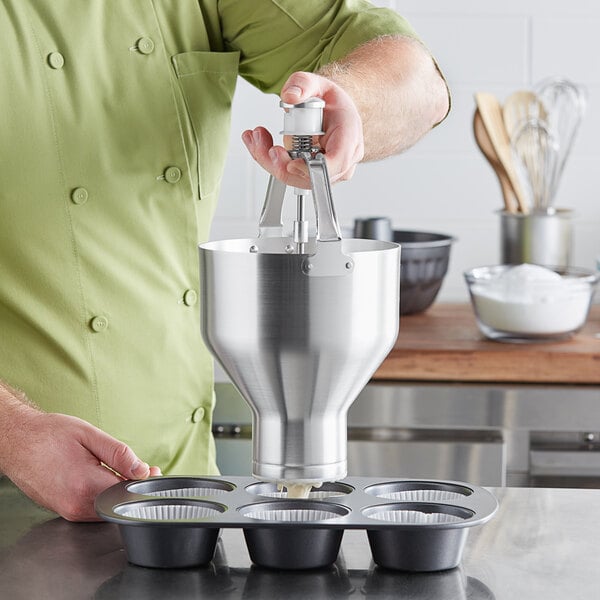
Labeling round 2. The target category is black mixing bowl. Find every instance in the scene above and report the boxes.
[394,231,455,315]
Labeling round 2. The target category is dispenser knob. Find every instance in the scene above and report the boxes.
[280,97,325,136]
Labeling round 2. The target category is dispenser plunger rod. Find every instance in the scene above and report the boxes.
[280,98,326,253]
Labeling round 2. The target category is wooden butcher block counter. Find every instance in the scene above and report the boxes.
[373,304,600,385]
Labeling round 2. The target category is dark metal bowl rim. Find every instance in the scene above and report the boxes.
[393,230,456,248]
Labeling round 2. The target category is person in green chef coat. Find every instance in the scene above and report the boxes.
[0,1,449,521]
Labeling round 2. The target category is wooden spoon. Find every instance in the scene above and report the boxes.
[502,90,543,139]
[474,92,529,214]
[473,108,518,213]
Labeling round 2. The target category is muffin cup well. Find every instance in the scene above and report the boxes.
[239,500,349,570]
[363,503,474,571]
[112,499,226,569]
[245,481,354,500]
[126,476,235,498]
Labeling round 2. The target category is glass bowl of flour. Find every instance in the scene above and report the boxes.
[464,264,599,342]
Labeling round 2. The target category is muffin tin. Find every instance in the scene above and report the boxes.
[95,476,497,571]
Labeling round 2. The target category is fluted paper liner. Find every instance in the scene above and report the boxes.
[376,489,468,503]
[241,508,343,522]
[141,487,228,498]
[114,503,223,521]
[366,508,467,524]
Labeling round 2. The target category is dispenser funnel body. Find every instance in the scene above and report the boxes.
[199,237,400,483]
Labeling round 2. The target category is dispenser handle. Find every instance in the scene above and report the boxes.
[302,152,342,243]
[296,151,353,276]
[256,98,353,276]
[258,175,286,238]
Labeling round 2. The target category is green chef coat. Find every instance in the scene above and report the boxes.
[0,0,417,475]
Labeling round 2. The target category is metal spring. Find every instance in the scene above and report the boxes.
[291,135,312,153]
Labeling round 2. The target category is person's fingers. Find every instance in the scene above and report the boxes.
[53,461,123,522]
[149,466,162,477]
[78,421,150,480]
[244,72,364,187]
[280,72,331,105]
[242,127,311,189]
[280,72,364,183]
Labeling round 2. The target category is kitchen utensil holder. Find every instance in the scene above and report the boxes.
[499,208,572,267]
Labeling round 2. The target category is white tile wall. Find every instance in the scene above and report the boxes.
[211,0,600,303]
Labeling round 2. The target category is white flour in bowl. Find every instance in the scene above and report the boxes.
[471,264,591,335]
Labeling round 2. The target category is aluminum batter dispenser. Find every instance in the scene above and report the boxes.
[199,99,400,490]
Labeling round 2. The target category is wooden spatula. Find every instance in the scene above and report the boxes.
[474,92,529,214]
[473,108,518,213]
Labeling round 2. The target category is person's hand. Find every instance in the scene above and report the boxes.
[2,411,161,522]
[242,71,364,189]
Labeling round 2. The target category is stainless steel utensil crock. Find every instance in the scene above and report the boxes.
[499,208,572,267]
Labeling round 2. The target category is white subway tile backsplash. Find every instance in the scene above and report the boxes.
[407,85,525,156]
[333,155,509,224]
[556,157,600,217]
[532,18,600,84]
[404,15,529,85]
[393,1,598,17]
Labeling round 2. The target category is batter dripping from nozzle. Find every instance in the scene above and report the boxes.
[278,481,323,499]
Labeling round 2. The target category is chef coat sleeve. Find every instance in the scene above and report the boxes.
[217,0,420,94]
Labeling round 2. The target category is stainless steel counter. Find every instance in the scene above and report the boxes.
[0,477,599,599]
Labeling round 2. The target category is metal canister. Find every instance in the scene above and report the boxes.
[499,208,573,267]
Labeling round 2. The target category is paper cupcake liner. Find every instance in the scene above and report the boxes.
[114,503,223,521]
[376,489,468,503]
[242,508,342,522]
[366,509,467,524]
[142,487,227,498]
[258,489,346,499]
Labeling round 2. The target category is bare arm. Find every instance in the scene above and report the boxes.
[0,380,161,521]
[318,35,450,161]
[242,35,449,187]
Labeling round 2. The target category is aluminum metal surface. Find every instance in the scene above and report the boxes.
[199,238,399,483]
[499,208,572,267]
[353,217,393,242]
[201,98,400,485]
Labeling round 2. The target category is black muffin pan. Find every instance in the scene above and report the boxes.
[95,476,497,572]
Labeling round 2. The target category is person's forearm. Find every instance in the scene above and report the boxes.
[0,378,162,520]
[0,380,38,424]
[0,381,39,471]
[318,35,450,161]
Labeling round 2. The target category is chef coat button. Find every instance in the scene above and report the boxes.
[191,407,205,423]
[71,187,88,205]
[90,316,109,332]
[183,289,197,306]
[164,166,182,184]
[47,52,65,69]
[136,37,155,55]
